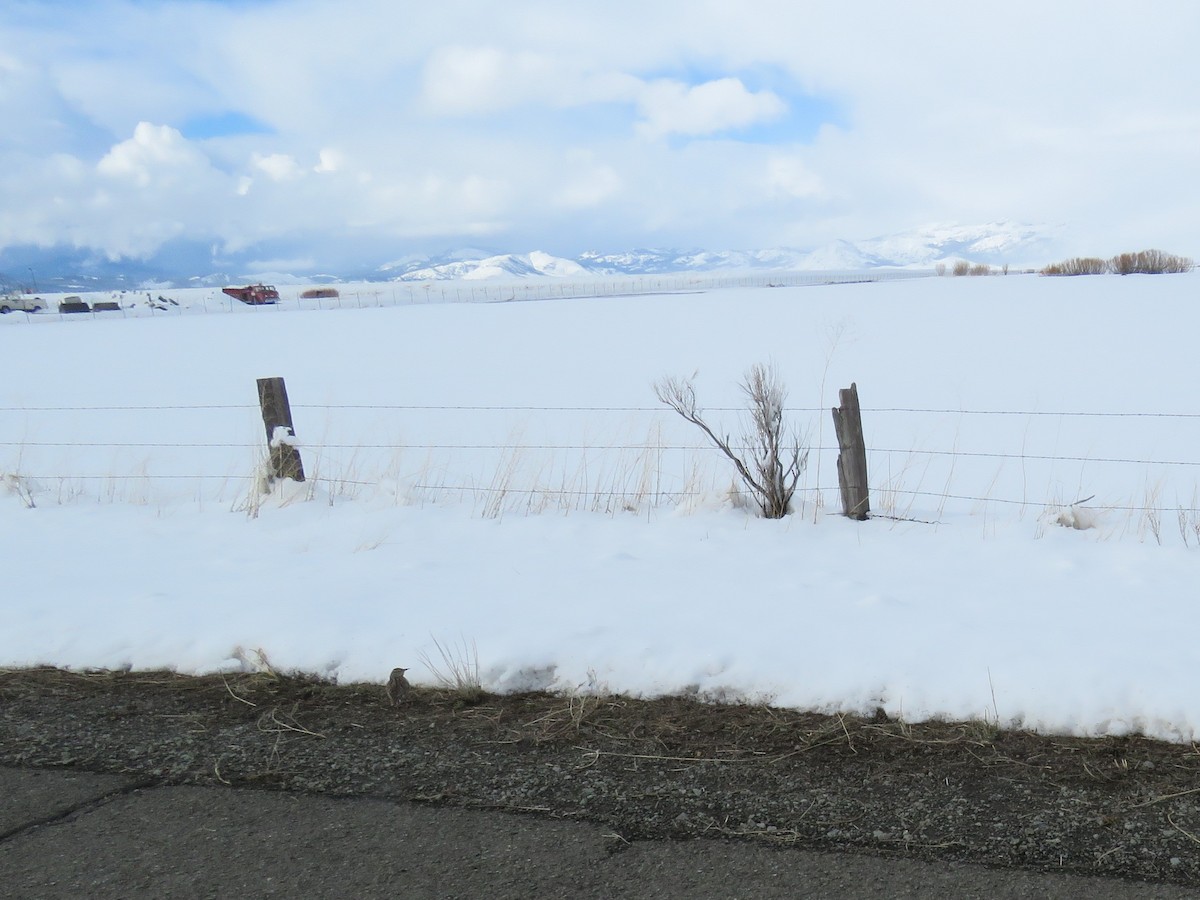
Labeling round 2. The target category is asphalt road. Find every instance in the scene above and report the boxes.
[1,767,1195,899]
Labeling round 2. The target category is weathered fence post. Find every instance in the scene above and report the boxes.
[256,377,305,483]
[832,383,869,520]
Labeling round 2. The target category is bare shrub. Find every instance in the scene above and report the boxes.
[654,364,807,519]
[951,260,971,276]
[1041,250,1192,276]
[935,262,947,277]
[2,472,38,509]
[968,263,992,276]
[1040,257,1109,276]
[1111,249,1194,275]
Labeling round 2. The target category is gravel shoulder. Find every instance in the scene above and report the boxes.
[1,667,1198,888]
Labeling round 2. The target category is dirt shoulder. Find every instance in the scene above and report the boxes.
[1,667,1197,887]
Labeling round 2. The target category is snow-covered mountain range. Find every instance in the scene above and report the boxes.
[2,222,1053,291]
[379,222,1052,281]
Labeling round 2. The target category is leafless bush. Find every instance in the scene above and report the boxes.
[951,260,971,276]
[1042,250,1193,276]
[968,263,992,276]
[1111,249,1193,275]
[935,262,947,276]
[654,364,807,519]
[1040,257,1109,276]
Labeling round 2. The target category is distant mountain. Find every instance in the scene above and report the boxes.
[385,250,589,281]
[854,222,1051,267]
[1,222,1053,290]
[379,245,879,282]
[578,243,884,274]
[378,247,499,274]
[796,239,885,270]
[382,222,1051,282]
[0,246,178,294]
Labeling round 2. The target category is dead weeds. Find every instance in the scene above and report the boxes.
[3,665,1196,787]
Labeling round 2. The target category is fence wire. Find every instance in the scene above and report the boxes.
[3,439,1199,470]
[4,399,1200,515]
[5,402,1200,417]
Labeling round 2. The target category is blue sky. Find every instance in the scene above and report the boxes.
[179,111,274,140]
[1,0,1199,275]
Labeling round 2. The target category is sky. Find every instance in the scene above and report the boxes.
[1,0,1199,276]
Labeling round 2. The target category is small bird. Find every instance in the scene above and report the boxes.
[386,667,411,707]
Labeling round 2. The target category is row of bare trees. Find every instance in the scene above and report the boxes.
[1041,249,1193,276]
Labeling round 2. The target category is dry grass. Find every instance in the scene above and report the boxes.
[419,635,485,703]
[6,664,1200,788]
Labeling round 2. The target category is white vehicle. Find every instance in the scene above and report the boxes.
[0,292,47,314]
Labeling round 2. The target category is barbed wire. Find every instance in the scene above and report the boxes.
[10,470,1200,514]
[0,441,264,449]
[867,447,1200,468]
[0,404,259,412]
[4,439,1199,470]
[2,402,1200,418]
[863,488,1200,515]
[12,474,238,481]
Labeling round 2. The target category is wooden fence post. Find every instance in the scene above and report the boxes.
[256,377,305,483]
[832,383,869,520]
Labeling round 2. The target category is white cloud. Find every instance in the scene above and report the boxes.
[764,156,824,200]
[3,1,1200,266]
[555,163,623,210]
[243,257,317,273]
[420,45,641,114]
[420,48,785,141]
[97,123,211,187]
[252,152,304,181]
[314,148,344,174]
[635,78,786,139]
[421,46,533,113]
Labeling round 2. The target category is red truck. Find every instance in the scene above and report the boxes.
[222,284,280,305]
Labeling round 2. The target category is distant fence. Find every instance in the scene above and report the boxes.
[0,270,934,323]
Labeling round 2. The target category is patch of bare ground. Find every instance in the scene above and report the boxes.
[2,667,1199,887]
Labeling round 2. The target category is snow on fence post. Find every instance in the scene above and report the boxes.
[256,377,305,483]
[832,383,869,520]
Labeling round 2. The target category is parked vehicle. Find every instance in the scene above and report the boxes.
[58,296,91,314]
[222,284,280,305]
[0,292,46,314]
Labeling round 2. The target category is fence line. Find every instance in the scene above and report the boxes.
[6,391,1200,520]
[382,483,1200,514]
[11,474,235,481]
[0,269,934,324]
[5,438,1200,470]
[10,472,1194,516]
[5,402,1200,418]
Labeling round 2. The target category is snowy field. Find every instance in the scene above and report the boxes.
[2,272,1198,742]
